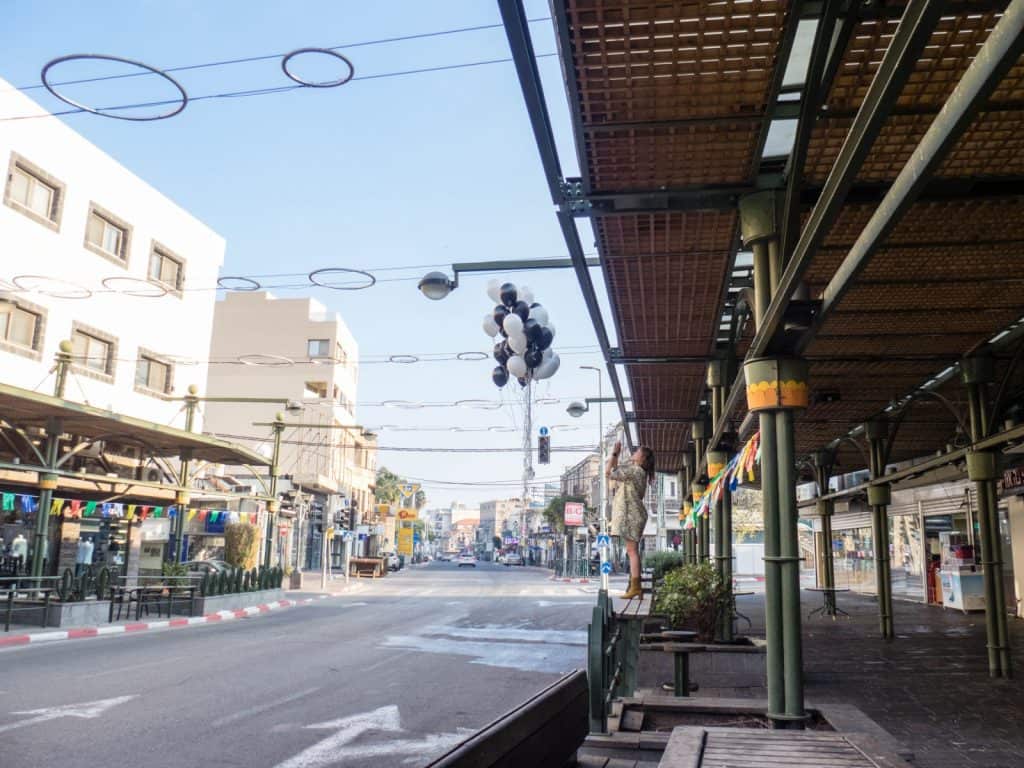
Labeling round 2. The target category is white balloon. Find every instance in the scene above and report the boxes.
[529,305,549,325]
[546,321,556,340]
[482,314,499,337]
[486,279,502,304]
[534,351,561,380]
[508,332,528,354]
[503,313,524,336]
[507,354,528,378]
[542,347,553,360]
[518,284,534,305]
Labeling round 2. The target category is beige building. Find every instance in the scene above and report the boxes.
[203,292,376,569]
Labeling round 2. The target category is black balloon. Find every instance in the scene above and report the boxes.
[517,376,529,387]
[493,305,509,336]
[523,318,543,342]
[493,341,509,365]
[537,327,554,350]
[492,365,509,388]
[512,300,530,322]
[529,302,541,308]
[524,347,543,368]
[500,283,518,308]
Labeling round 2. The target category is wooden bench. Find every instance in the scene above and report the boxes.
[348,557,385,578]
[659,726,897,767]
[426,669,588,767]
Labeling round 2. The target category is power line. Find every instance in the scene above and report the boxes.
[12,17,553,92]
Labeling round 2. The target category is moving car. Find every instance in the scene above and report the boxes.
[457,553,476,568]
[503,552,524,567]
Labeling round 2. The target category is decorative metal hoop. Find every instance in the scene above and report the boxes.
[100,276,167,298]
[12,275,92,299]
[217,276,262,291]
[41,54,189,121]
[237,354,294,367]
[307,267,376,291]
[281,48,355,88]
[389,355,419,364]
[456,351,489,361]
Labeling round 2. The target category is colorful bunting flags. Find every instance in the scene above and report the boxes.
[685,430,762,530]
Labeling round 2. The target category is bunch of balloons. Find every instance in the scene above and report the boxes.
[483,280,561,387]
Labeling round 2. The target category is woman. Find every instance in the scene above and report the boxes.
[606,441,656,599]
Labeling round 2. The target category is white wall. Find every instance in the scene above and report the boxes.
[0,78,224,427]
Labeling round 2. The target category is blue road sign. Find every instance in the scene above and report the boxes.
[600,561,613,575]
[539,426,549,437]
[597,534,611,547]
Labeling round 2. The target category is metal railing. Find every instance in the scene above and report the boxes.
[586,589,642,733]
[1,576,62,632]
[551,558,595,579]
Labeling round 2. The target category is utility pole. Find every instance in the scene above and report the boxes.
[172,385,199,563]
[264,413,286,569]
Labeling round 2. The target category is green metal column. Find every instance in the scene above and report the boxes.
[264,413,286,569]
[759,410,784,720]
[812,451,836,594]
[692,420,709,561]
[776,409,804,719]
[963,355,1012,678]
[172,386,200,564]
[866,418,894,640]
[31,342,73,579]
[691,481,707,562]
[708,357,734,642]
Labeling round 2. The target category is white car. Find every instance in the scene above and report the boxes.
[503,553,524,567]
[385,552,400,571]
[457,554,476,568]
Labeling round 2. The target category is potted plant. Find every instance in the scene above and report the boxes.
[653,561,729,642]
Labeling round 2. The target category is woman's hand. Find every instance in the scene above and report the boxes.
[612,441,622,456]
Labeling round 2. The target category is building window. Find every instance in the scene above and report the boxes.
[304,381,328,399]
[148,244,184,293]
[71,326,115,379]
[308,339,330,358]
[0,301,43,356]
[135,352,172,395]
[84,205,131,265]
[4,153,65,230]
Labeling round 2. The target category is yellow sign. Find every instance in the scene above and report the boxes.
[397,527,414,556]
[398,509,417,520]
[377,503,392,518]
[399,483,421,499]
[326,527,335,539]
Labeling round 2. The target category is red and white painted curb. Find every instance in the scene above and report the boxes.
[0,590,361,650]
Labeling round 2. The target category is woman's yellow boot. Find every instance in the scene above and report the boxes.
[621,576,642,599]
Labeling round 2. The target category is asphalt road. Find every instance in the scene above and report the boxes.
[0,561,596,768]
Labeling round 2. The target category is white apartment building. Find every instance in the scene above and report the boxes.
[0,77,224,424]
[203,292,376,568]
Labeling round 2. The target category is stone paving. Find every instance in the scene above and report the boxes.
[641,591,1024,768]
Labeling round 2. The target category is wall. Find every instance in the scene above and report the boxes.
[0,77,224,427]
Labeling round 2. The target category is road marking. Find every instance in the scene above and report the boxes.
[78,656,187,679]
[422,625,586,645]
[381,634,583,673]
[272,705,402,768]
[0,695,137,734]
[211,687,321,728]
[536,600,594,607]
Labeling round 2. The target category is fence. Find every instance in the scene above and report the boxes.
[550,558,594,579]
[586,588,645,733]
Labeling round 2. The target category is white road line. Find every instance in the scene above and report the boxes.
[211,687,321,728]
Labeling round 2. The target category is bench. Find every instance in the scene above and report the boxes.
[426,669,588,767]
[659,726,895,767]
[348,557,385,578]
[588,589,654,733]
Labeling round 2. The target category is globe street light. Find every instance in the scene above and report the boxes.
[566,401,587,418]
[417,271,457,301]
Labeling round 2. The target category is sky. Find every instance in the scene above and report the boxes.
[1,1,623,508]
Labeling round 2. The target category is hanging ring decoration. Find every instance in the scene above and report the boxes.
[456,351,489,361]
[308,267,376,291]
[281,48,355,88]
[100,276,167,298]
[237,353,294,367]
[389,355,419,364]
[217,276,262,292]
[12,275,93,299]
[381,400,424,409]
[41,54,189,121]
[455,399,503,410]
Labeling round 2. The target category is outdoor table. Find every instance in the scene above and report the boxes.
[661,642,707,697]
[807,586,851,619]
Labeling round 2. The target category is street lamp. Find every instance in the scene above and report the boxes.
[576,366,611,591]
[417,258,600,300]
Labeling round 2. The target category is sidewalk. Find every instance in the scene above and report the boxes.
[1,580,366,649]
[641,590,1024,768]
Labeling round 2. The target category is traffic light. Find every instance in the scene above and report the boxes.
[538,435,550,464]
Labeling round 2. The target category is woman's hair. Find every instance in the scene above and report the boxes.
[638,446,656,485]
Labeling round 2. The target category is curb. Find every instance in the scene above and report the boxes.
[0,586,364,650]
[549,575,593,584]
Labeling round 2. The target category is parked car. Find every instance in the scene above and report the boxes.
[183,559,231,575]
[384,552,400,571]
[503,552,524,567]
[457,553,476,568]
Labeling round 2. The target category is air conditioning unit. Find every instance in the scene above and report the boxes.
[144,468,163,483]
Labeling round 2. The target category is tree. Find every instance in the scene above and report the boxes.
[374,467,402,504]
[543,495,586,535]
[414,489,427,509]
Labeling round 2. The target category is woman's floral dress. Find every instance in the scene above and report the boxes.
[609,461,648,542]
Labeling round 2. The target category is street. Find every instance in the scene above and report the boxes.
[0,562,594,768]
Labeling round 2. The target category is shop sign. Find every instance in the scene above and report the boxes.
[141,518,171,541]
[564,502,584,526]
[397,509,417,520]
[397,527,414,555]
[1000,465,1024,494]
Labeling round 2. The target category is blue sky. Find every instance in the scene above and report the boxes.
[1,1,620,507]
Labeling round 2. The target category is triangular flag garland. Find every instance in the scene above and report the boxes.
[684,430,761,530]
[0,490,264,529]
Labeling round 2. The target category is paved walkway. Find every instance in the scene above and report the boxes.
[643,591,1024,768]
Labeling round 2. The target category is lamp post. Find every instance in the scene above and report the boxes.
[569,375,612,592]
[417,258,600,300]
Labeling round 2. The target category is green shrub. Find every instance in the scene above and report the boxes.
[654,561,729,641]
[224,522,260,569]
[644,550,686,581]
